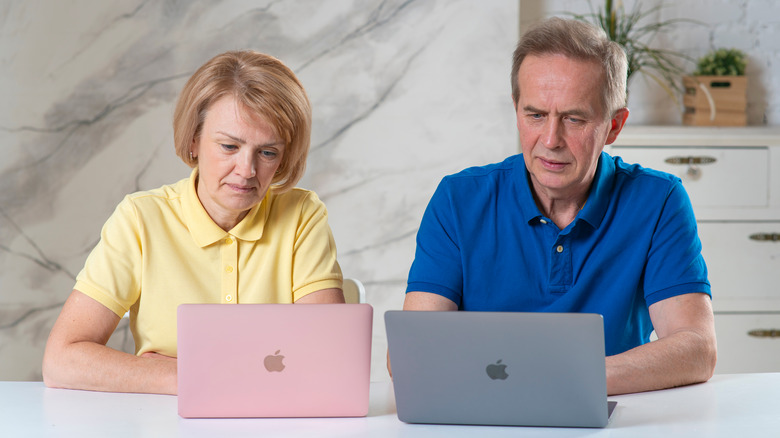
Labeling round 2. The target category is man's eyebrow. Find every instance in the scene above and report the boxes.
[522,105,545,114]
[521,106,591,118]
[561,108,591,118]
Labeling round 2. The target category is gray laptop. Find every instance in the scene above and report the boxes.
[385,311,616,428]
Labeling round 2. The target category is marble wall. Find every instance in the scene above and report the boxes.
[0,0,519,381]
[5,0,778,383]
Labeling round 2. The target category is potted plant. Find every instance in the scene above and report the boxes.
[568,0,697,100]
[683,48,748,126]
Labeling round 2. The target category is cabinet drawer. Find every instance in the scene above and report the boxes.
[714,313,780,374]
[611,146,769,208]
[699,222,780,308]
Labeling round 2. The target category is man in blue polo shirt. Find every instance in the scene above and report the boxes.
[401,18,716,395]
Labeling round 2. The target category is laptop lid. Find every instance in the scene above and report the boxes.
[177,303,372,418]
[385,311,614,428]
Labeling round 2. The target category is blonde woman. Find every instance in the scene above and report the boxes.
[43,51,344,395]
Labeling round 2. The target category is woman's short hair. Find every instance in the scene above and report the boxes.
[511,17,628,118]
[173,50,311,193]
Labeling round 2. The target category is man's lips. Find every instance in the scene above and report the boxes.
[538,157,568,171]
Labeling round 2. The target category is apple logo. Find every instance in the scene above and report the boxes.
[264,350,285,372]
[486,359,508,380]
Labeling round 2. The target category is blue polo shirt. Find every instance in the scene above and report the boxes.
[407,152,710,356]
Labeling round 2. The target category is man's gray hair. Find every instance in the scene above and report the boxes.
[511,17,628,118]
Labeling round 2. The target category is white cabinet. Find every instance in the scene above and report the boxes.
[609,126,780,374]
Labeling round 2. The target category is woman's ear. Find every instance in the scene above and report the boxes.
[190,137,199,159]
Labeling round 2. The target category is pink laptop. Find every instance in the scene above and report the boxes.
[177,303,373,418]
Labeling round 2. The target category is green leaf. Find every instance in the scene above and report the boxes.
[564,1,703,96]
[694,48,747,76]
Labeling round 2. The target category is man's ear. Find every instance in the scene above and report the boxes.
[605,107,630,145]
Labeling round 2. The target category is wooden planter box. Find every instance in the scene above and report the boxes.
[683,75,747,126]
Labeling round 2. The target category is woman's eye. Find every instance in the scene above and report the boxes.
[220,144,238,151]
[261,150,278,159]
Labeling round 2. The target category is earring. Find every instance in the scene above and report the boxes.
[190,151,194,161]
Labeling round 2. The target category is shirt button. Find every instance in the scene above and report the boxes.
[225,237,233,245]
[226,295,233,302]
[540,219,548,224]
[556,245,564,253]
[225,266,234,273]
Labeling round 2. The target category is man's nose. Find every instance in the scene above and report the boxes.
[541,119,562,149]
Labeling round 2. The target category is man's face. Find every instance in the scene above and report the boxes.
[515,54,626,201]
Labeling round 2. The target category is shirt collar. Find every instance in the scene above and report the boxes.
[182,168,268,247]
[516,152,614,229]
[516,155,542,224]
[577,153,613,229]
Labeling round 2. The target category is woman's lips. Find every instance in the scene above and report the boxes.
[227,184,257,193]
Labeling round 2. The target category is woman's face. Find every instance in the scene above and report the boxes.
[192,95,284,231]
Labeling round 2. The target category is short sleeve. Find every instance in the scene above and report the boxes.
[643,181,711,306]
[406,178,464,305]
[74,196,143,317]
[290,192,343,300]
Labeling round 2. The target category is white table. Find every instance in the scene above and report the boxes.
[3,374,779,437]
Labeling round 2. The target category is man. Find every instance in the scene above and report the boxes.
[399,17,716,395]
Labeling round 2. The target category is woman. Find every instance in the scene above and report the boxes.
[42,51,344,395]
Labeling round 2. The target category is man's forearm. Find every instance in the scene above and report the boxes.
[605,329,716,395]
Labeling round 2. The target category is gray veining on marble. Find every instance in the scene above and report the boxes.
[0,0,519,381]
[7,0,780,383]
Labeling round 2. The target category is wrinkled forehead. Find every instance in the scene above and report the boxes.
[205,94,286,143]
[518,55,606,104]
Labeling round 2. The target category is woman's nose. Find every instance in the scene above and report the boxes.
[236,151,257,178]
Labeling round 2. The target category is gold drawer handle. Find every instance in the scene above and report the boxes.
[748,329,780,338]
[664,156,717,165]
[749,233,780,242]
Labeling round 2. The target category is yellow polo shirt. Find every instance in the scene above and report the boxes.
[74,169,342,357]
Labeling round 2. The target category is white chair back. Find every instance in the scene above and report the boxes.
[342,278,366,304]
